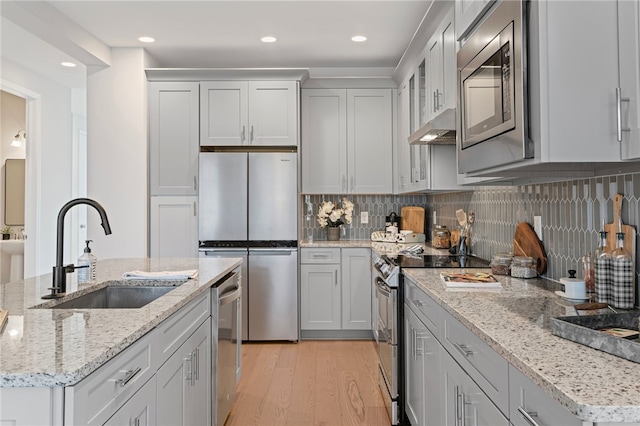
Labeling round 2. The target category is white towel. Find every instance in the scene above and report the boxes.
[122,270,198,280]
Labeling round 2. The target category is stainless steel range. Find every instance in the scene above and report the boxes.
[372,252,490,425]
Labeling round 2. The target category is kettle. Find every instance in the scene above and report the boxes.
[386,212,399,235]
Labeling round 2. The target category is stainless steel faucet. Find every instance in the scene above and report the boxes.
[42,198,112,299]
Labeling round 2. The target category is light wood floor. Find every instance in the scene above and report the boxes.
[225,340,389,426]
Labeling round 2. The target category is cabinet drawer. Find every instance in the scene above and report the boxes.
[404,275,442,337]
[65,331,156,426]
[156,291,210,365]
[509,365,581,426]
[300,248,341,264]
[442,310,509,415]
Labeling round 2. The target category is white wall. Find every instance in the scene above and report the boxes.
[1,58,74,277]
[86,48,158,259]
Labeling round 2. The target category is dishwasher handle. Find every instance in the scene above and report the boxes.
[249,248,296,255]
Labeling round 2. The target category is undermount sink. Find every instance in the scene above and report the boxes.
[50,285,178,309]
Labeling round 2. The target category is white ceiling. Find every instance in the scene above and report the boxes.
[47,0,432,70]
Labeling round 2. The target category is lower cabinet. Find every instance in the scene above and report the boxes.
[442,350,508,426]
[104,376,157,426]
[149,196,198,258]
[300,247,372,338]
[157,318,211,426]
[404,304,443,426]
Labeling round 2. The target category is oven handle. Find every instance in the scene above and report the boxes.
[375,277,392,297]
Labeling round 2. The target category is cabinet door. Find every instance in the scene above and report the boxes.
[149,196,198,258]
[200,81,249,146]
[301,89,348,193]
[248,81,298,146]
[404,306,425,426]
[619,0,640,160]
[149,82,199,196]
[104,376,157,426]
[347,89,393,194]
[300,264,341,330]
[455,0,495,42]
[442,350,508,426]
[157,319,210,426]
[341,248,371,330]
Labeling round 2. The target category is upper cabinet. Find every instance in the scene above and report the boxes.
[301,88,393,194]
[454,0,495,42]
[149,82,199,196]
[619,0,640,160]
[200,81,298,147]
[426,8,456,121]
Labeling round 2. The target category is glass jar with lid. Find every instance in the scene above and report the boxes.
[510,256,537,278]
[490,253,513,275]
[431,225,451,249]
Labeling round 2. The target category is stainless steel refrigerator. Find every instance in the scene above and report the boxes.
[199,151,298,341]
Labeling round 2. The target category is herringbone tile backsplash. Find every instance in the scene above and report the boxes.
[301,173,640,303]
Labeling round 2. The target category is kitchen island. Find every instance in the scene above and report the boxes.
[0,257,241,425]
[404,268,640,424]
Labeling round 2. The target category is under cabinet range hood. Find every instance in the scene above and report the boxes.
[408,107,456,145]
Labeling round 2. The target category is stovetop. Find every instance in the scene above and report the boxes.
[386,254,491,269]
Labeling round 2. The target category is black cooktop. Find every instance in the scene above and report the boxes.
[387,254,491,269]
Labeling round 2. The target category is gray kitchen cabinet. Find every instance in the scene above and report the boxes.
[619,0,640,160]
[149,196,198,258]
[156,318,211,426]
[426,7,456,122]
[301,88,393,194]
[404,304,444,426]
[200,81,298,147]
[442,348,509,426]
[340,248,371,330]
[104,376,157,426]
[509,365,581,426]
[300,248,372,338]
[148,82,199,196]
[455,0,495,42]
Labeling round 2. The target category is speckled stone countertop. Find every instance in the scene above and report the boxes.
[0,257,241,388]
[403,268,640,423]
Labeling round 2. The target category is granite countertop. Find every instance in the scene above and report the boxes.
[300,239,439,257]
[403,268,640,423]
[0,257,241,388]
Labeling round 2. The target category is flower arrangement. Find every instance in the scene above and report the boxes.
[317,198,354,228]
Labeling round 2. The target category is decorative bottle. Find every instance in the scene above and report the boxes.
[594,231,611,305]
[611,232,634,309]
[77,240,97,284]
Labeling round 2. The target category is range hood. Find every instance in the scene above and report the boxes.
[408,108,456,145]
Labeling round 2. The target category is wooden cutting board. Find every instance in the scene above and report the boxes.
[604,193,636,260]
[513,222,547,274]
[401,206,425,234]
[0,310,7,332]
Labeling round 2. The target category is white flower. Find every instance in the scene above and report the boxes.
[316,198,355,228]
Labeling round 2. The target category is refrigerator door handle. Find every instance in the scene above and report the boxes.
[249,249,296,255]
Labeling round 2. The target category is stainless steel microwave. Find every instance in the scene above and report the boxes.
[457,0,533,174]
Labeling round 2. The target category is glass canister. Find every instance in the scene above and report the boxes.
[490,253,513,275]
[510,256,537,278]
[432,225,451,249]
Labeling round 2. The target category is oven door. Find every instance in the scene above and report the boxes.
[375,277,397,397]
[456,0,530,174]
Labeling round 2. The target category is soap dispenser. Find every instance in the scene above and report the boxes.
[77,240,97,283]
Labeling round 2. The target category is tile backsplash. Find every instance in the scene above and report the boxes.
[301,172,640,304]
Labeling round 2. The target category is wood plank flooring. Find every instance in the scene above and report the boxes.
[225,340,389,426]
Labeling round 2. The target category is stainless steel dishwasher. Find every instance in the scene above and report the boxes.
[212,271,241,426]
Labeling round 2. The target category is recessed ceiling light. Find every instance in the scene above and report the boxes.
[61,61,77,67]
[261,36,277,43]
[138,36,155,43]
[351,35,367,42]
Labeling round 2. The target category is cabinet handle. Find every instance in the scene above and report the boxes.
[193,175,197,191]
[195,347,200,380]
[415,331,430,356]
[412,328,417,361]
[311,253,329,259]
[335,270,338,285]
[517,407,541,426]
[433,91,437,113]
[116,366,141,387]
[413,299,425,307]
[454,385,462,426]
[241,125,246,143]
[193,201,197,217]
[184,356,192,384]
[250,125,254,144]
[436,89,442,111]
[616,87,631,142]
[134,418,140,426]
[454,343,474,357]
